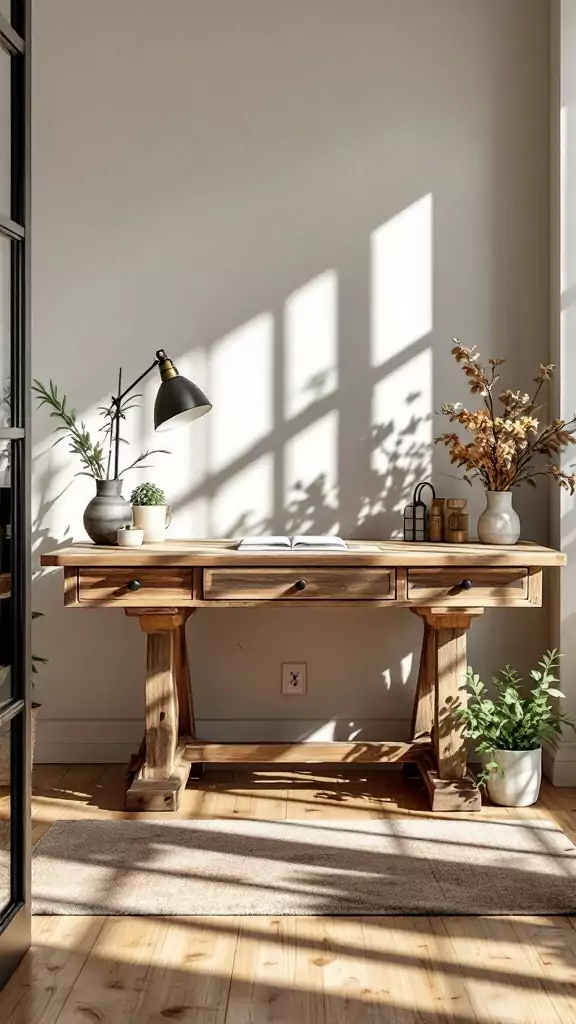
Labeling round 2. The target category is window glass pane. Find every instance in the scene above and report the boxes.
[0,237,10,706]
[0,47,10,219]
[0,718,10,914]
[0,232,10,516]
[0,583,9,707]
[0,235,9,412]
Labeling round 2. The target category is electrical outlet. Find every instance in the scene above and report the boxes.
[281,662,307,695]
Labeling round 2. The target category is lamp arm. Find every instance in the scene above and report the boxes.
[112,357,160,479]
[114,358,160,406]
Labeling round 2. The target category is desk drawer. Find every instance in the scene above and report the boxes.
[407,567,529,605]
[203,568,396,601]
[78,568,192,605]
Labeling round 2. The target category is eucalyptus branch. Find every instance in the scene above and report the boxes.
[117,449,170,477]
[99,389,143,479]
[33,377,170,482]
[32,380,107,479]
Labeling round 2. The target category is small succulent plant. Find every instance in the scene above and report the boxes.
[129,482,166,506]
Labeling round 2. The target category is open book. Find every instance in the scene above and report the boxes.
[237,536,348,551]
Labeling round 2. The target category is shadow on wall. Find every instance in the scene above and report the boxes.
[30,0,551,743]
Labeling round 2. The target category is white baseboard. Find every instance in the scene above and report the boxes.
[34,717,413,763]
[35,718,143,764]
[543,739,576,786]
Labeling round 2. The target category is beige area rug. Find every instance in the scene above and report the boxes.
[32,817,576,916]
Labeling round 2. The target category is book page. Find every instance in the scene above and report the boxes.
[291,536,347,549]
[237,536,291,550]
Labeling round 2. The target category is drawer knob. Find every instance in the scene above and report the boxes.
[128,579,141,592]
[294,579,307,591]
[460,579,473,590]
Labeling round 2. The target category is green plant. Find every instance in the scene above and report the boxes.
[454,650,575,787]
[32,378,168,480]
[130,482,166,506]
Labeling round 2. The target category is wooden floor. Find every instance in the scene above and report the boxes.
[1,763,576,1022]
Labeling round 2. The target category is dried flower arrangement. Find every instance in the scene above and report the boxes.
[436,342,576,494]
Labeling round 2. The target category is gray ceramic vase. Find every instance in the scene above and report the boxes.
[83,479,132,545]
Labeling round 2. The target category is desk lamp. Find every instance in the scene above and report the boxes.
[112,350,211,477]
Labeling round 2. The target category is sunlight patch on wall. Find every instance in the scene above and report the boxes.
[210,452,274,537]
[371,194,433,366]
[208,314,273,473]
[400,653,413,684]
[284,270,338,419]
[370,349,432,534]
[171,496,209,538]
[284,409,339,534]
[305,720,337,741]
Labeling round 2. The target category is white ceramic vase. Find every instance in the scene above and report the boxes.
[132,505,171,542]
[486,747,542,807]
[117,527,144,547]
[477,490,520,545]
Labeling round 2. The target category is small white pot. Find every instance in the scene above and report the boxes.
[477,490,520,545]
[117,527,144,547]
[132,504,171,542]
[486,747,542,807]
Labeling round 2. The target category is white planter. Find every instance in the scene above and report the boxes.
[477,490,520,545]
[132,505,171,542]
[486,747,542,807]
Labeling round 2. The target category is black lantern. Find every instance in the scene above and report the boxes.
[403,482,435,542]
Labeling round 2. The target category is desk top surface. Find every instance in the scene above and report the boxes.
[41,539,566,568]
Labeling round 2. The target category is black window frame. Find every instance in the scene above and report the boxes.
[0,0,31,985]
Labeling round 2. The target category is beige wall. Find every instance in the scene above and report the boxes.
[31,0,552,760]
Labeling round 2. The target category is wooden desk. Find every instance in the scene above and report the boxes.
[41,539,565,813]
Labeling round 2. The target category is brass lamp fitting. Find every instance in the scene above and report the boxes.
[156,349,178,381]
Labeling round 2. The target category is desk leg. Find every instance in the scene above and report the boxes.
[412,608,483,812]
[175,611,203,782]
[125,610,192,811]
[410,616,435,741]
[403,614,436,781]
[174,610,195,737]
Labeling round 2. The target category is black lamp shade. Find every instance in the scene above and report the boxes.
[154,375,212,432]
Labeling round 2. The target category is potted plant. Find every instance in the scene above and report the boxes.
[454,650,574,806]
[0,612,47,785]
[130,482,171,542]
[436,342,576,543]
[32,379,168,545]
